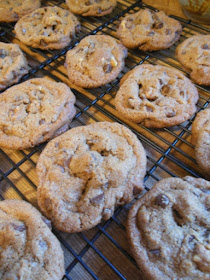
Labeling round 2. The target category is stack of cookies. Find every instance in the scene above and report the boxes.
[0,1,209,279]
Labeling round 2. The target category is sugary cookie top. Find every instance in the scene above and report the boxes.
[37,121,146,232]
[127,176,210,280]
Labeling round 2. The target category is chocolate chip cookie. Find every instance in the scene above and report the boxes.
[115,64,198,128]
[0,199,64,280]
[0,42,29,91]
[37,121,147,233]
[191,109,210,179]
[176,35,210,85]
[127,176,210,280]
[0,0,41,22]
[14,6,81,50]
[117,8,182,51]
[66,0,117,17]
[65,35,127,88]
[0,78,76,149]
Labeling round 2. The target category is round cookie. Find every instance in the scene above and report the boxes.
[14,6,81,50]
[0,78,76,149]
[65,35,127,88]
[0,199,64,280]
[115,64,199,128]
[66,0,117,17]
[0,42,29,91]
[176,35,210,85]
[127,176,210,280]
[191,109,210,179]
[37,121,147,233]
[0,0,41,22]
[117,8,182,51]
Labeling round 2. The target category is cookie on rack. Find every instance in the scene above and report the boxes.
[0,78,76,149]
[0,0,41,22]
[117,8,182,51]
[66,0,117,17]
[0,199,64,280]
[14,6,81,50]
[65,35,127,88]
[37,121,147,233]
[115,64,198,128]
[191,108,210,179]
[127,176,210,280]
[176,35,210,85]
[0,42,29,91]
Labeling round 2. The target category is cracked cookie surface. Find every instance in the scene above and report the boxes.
[115,64,198,128]
[117,8,182,51]
[0,199,64,280]
[66,0,117,17]
[0,0,41,22]
[0,78,76,149]
[65,35,127,88]
[127,176,210,280]
[176,35,210,85]
[0,42,29,91]
[191,109,210,179]
[14,6,81,50]
[37,121,147,232]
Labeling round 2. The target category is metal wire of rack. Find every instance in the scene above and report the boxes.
[0,0,209,279]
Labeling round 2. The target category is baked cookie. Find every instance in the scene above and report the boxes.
[0,42,29,91]
[66,0,117,17]
[191,109,210,179]
[127,176,210,280]
[37,121,147,233]
[0,199,64,280]
[14,6,81,50]
[117,8,182,51]
[65,35,127,88]
[176,35,210,85]
[0,78,76,149]
[115,64,199,128]
[0,0,41,22]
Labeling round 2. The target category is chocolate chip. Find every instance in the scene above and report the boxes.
[98,8,102,14]
[12,12,19,19]
[11,223,26,232]
[180,91,185,97]
[147,96,158,102]
[161,85,170,95]
[155,193,170,208]
[159,79,163,85]
[39,118,46,125]
[40,39,47,47]
[166,110,176,118]
[165,29,172,35]
[145,105,153,112]
[103,64,113,73]
[201,44,208,50]
[90,193,104,206]
[133,187,141,195]
[0,49,7,58]
[149,249,160,256]
[201,189,210,194]
[41,216,52,229]
[148,31,155,36]
[154,22,163,29]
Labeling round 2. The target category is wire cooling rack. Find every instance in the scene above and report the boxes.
[0,0,209,279]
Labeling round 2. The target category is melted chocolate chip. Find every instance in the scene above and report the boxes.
[90,193,104,206]
[149,249,160,256]
[146,105,153,112]
[201,44,209,50]
[40,39,47,47]
[154,22,163,29]
[103,64,113,73]
[148,31,155,36]
[166,110,176,118]
[39,118,46,125]
[11,223,26,232]
[155,193,170,208]
[133,187,141,195]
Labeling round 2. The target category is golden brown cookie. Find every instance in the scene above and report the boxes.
[0,199,64,280]
[176,35,210,85]
[115,64,199,128]
[65,35,127,88]
[14,6,81,50]
[0,78,76,149]
[0,42,29,91]
[66,0,117,17]
[117,8,182,51]
[0,0,41,22]
[191,109,210,179]
[127,176,210,280]
[37,121,147,233]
